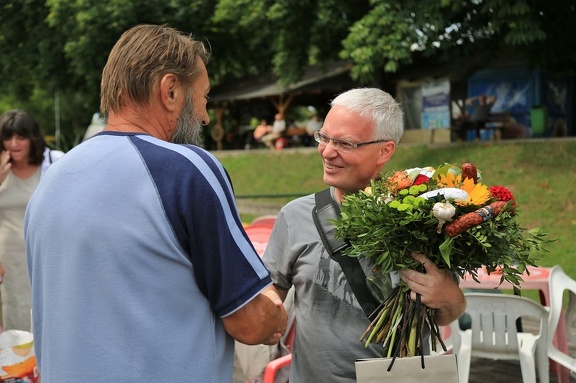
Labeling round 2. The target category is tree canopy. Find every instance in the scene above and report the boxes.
[0,0,573,144]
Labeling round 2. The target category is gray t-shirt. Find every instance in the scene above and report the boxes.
[263,190,390,383]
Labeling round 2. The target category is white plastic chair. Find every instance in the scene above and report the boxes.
[547,266,576,375]
[450,292,550,383]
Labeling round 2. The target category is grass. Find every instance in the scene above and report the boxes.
[214,138,576,282]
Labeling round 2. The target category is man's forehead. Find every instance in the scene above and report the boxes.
[195,61,210,90]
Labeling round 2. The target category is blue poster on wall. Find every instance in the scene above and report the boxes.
[421,79,451,129]
[468,65,573,139]
[468,70,533,125]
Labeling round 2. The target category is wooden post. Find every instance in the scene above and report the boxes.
[272,93,295,116]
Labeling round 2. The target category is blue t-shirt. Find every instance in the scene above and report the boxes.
[25,132,271,382]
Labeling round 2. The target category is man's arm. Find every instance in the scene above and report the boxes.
[222,288,288,346]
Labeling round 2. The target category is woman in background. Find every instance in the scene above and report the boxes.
[0,110,64,331]
[253,119,272,143]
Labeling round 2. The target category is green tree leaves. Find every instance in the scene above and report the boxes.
[0,0,573,144]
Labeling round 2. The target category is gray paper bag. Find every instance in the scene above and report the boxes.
[355,354,459,383]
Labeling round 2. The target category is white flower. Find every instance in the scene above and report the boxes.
[433,202,456,233]
[420,187,469,201]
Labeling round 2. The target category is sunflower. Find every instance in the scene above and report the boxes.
[436,172,462,188]
[458,177,490,206]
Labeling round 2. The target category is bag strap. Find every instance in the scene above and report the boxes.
[312,188,380,319]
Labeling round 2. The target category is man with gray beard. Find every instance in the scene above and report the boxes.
[172,93,204,146]
[24,24,286,382]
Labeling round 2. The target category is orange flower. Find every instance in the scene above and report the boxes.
[387,171,412,192]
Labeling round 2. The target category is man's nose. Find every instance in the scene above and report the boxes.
[201,110,210,126]
[319,141,338,158]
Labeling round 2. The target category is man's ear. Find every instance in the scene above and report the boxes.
[159,74,180,112]
[376,141,396,167]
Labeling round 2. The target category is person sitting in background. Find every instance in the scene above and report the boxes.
[253,119,272,143]
[261,113,286,149]
[457,94,496,141]
[304,114,323,146]
[0,109,64,331]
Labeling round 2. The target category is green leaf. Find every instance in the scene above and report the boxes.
[439,236,454,267]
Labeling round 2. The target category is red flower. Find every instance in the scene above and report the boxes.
[489,186,516,206]
[413,174,430,186]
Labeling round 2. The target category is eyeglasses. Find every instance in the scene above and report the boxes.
[313,131,388,153]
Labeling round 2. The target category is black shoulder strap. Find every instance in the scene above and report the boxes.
[312,188,380,319]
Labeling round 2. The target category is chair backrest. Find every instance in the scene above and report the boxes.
[244,226,274,257]
[248,215,277,229]
[548,265,576,372]
[463,293,549,358]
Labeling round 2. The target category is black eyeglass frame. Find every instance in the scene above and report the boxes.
[313,131,389,152]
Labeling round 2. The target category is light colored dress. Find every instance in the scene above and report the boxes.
[0,167,40,331]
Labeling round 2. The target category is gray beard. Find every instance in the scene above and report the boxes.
[171,95,204,146]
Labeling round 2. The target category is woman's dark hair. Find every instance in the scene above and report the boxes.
[0,110,46,165]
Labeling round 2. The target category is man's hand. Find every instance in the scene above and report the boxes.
[260,290,288,345]
[262,287,283,307]
[400,252,466,326]
[223,287,288,346]
[259,286,288,345]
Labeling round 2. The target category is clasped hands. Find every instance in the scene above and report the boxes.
[261,288,288,345]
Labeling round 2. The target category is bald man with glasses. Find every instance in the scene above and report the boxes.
[261,88,466,383]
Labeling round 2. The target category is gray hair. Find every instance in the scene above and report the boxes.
[331,88,404,144]
[100,24,210,117]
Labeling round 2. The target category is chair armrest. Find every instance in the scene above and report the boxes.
[262,353,292,383]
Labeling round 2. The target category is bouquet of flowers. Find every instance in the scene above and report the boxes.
[332,162,552,361]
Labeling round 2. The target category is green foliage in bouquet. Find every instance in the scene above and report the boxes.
[332,163,553,359]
